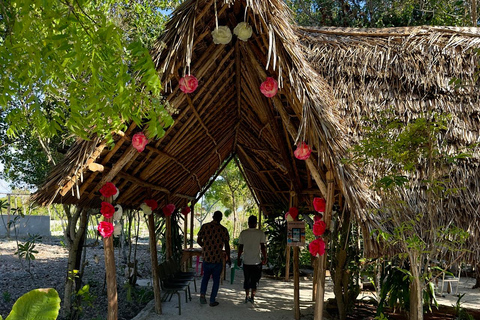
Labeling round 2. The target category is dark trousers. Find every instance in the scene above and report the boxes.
[243,264,262,290]
[200,262,223,303]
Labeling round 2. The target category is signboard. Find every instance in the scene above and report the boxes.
[287,221,305,246]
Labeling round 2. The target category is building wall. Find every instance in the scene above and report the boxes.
[0,215,51,237]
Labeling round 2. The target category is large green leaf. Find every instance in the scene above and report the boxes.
[6,288,60,320]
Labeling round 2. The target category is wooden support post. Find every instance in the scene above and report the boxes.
[184,212,188,249]
[294,246,301,320]
[148,214,163,314]
[313,257,318,301]
[190,204,194,249]
[314,171,335,320]
[166,215,172,260]
[102,196,118,320]
[285,246,291,281]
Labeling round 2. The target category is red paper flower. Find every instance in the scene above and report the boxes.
[162,203,176,217]
[144,199,158,211]
[313,220,327,236]
[288,207,298,220]
[294,142,311,160]
[179,75,198,94]
[100,202,115,218]
[260,77,278,97]
[132,132,148,152]
[309,238,326,257]
[181,207,191,215]
[98,221,114,238]
[100,182,117,198]
[313,197,326,213]
[314,214,323,222]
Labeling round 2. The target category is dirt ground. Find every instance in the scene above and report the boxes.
[0,236,153,320]
[1,236,480,320]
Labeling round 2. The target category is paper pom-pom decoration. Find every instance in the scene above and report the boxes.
[260,77,278,98]
[179,75,198,94]
[212,26,232,44]
[162,203,176,217]
[313,220,327,236]
[233,22,253,41]
[98,221,114,238]
[313,197,326,213]
[144,199,158,211]
[140,203,152,215]
[309,238,326,257]
[113,223,122,236]
[294,142,311,160]
[100,202,115,218]
[100,182,117,198]
[114,204,123,221]
[132,132,148,152]
[181,207,191,215]
[288,207,299,220]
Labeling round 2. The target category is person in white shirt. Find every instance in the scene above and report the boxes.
[237,215,267,304]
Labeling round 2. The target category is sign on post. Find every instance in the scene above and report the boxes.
[287,221,305,246]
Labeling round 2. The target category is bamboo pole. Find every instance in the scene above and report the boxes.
[148,214,162,314]
[314,171,335,320]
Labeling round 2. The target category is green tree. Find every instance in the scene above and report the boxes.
[287,0,476,27]
[350,110,471,320]
[0,0,174,143]
[210,159,255,238]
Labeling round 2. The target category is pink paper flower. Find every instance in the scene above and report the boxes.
[181,207,191,215]
[313,197,326,213]
[162,203,176,217]
[98,221,114,238]
[144,199,158,211]
[309,238,326,257]
[313,220,327,236]
[260,77,278,97]
[100,202,115,218]
[100,182,117,198]
[179,75,198,94]
[132,132,148,152]
[288,207,298,220]
[294,142,311,160]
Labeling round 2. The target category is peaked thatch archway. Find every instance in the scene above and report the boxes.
[33,0,480,319]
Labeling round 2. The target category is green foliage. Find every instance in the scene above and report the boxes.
[2,291,11,303]
[264,215,288,277]
[3,288,60,320]
[0,0,173,142]
[455,293,474,320]
[287,0,475,28]
[377,263,411,314]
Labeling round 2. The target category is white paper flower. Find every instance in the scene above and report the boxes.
[233,22,253,41]
[114,204,123,221]
[112,187,120,200]
[113,223,122,236]
[211,26,232,44]
[140,203,152,215]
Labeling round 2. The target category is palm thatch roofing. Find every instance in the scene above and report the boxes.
[32,0,480,259]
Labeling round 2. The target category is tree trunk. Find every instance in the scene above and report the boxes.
[333,249,347,320]
[472,0,478,26]
[409,258,424,320]
[63,206,89,319]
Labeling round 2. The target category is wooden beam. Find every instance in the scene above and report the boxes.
[115,171,194,200]
[89,145,139,199]
[60,140,107,197]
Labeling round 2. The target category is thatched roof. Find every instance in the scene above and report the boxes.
[32,0,480,258]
